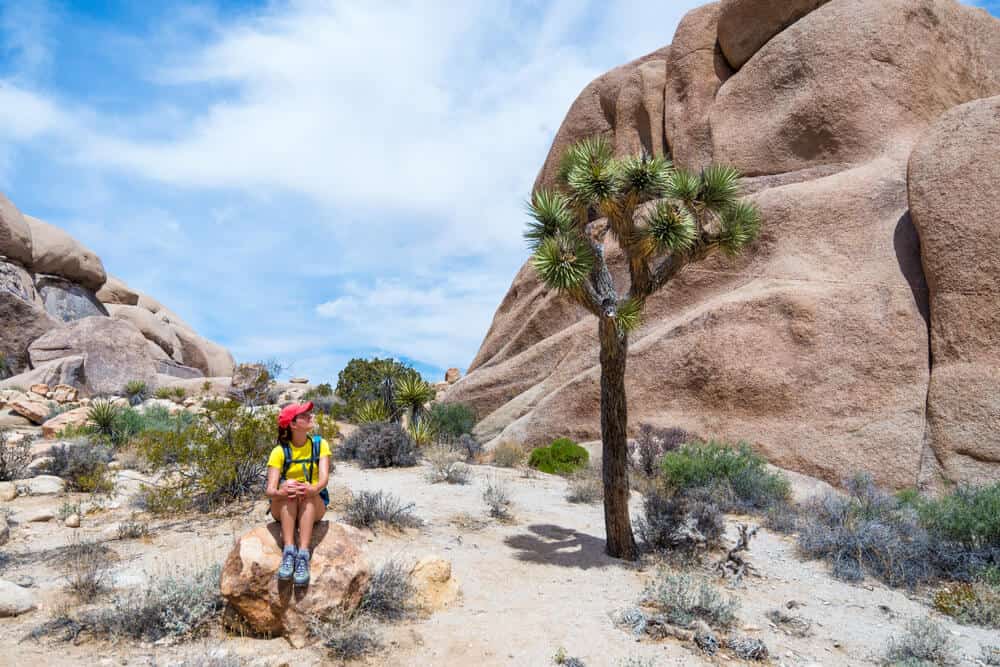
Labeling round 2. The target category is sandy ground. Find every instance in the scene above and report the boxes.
[1,457,997,667]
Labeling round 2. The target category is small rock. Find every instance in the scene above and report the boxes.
[410,555,461,614]
[18,508,55,523]
[288,377,309,384]
[51,384,79,403]
[65,513,80,528]
[12,575,34,588]
[0,580,37,617]
[29,384,50,397]
[742,624,762,632]
[0,481,17,502]
[9,399,49,424]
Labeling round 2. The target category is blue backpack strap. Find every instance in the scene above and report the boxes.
[280,443,293,481]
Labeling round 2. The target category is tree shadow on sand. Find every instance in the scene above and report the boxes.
[503,524,622,570]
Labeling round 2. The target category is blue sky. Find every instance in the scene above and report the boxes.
[1,0,997,383]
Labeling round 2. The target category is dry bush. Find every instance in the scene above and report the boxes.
[117,515,152,540]
[630,423,688,477]
[309,613,381,661]
[482,474,512,520]
[359,560,414,621]
[0,428,32,481]
[343,490,421,530]
[492,441,526,468]
[882,617,958,666]
[424,444,470,485]
[336,422,417,468]
[63,539,111,602]
[641,569,739,630]
[565,464,602,504]
[41,438,115,493]
[636,490,724,555]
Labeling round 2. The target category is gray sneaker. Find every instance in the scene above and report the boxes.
[277,545,296,581]
[293,549,311,586]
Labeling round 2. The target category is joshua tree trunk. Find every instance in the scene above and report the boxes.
[599,315,637,560]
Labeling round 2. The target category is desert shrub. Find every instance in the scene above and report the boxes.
[483,474,512,520]
[492,441,526,468]
[45,401,74,420]
[63,539,111,602]
[343,490,421,530]
[934,579,1000,628]
[87,565,222,641]
[336,357,421,423]
[314,412,340,443]
[88,399,122,439]
[553,647,586,666]
[641,569,739,629]
[134,400,273,511]
[136,404,197,434]
[528,438,589,476]
[0,428,32,481]
[424,444,470,485]
[154,387,175,400]
[726,636,769,661]
[228,360,283,407]
[57,500,84,521]
[565,464,602,504]
[359,560,414,621]
[123,380,149,406]
[355,399,390,424]
[618,659,656,667]
[659,441,790,512]
[407,419,437,448]
[636,489,724,553]
[117,515,151,540]
[882,617,958,666]
[982,645,1000,666]
[337,422,417,468]
[426,402,476,440]
[630,424,688,477]
[42,439,114,493]
[911,482,1000,552]
[797,474,994,588]
[309,614,381,661]
[455,433,482,461]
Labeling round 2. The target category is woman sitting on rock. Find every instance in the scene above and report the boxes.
[266,401,331,586]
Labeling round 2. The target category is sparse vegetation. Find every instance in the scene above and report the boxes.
[309,613,381,661]
[565,464,602,504]
[87,399,123,440]
[154,387,175,400]
[0,428,32,481]
[492,441,526,468]
[336,421,417,468]
[641,570,739,630]
[229,360,283,406]
[57,500,84,521]
[117,515,151,540]
[394,375,435,425]
[882,617,958,666]
[407,418,437,447]
[343,490,421,530]
[483,474,512,520]
[528,437,589,475]
[630,424,688,478]
[41,439,115,493]
[553,647,586,666]
[660,441,790,512]
[63,539,111,602]
[359,560,414,621]
[424,444,470,485]
[124,380,149,406]
[982,645,1000,666]
[426,402,476,440]
[635,490,724,554]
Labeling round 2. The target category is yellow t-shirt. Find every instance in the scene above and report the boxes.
[267,437,332,484]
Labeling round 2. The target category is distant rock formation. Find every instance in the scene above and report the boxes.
[0,194,234,394]
[447,0,1000,489]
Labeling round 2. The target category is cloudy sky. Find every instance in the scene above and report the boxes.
[1,0,997,382]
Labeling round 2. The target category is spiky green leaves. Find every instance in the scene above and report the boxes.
[646,201,697,253]
[558,136,613,183]
[664,168,701,208]
[614,297,643,335]
[618,154,672,199]
[525,189,573,250]
[532,232,594,291]
[699,165,742,210]
[718,199,762,256]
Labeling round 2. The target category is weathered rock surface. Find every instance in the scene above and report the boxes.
[34,274,108,322]
[409,556,460,615]
[28,317,157,396]
[220,522,371,648]
[0,263,60,374]
[0,193,33,267]
[95,274,139,306]
[20,475,65,496]
[172,321,235,378]
[0,580,37,617]
[42,406,90,439]
[0,356,86,392]
[908,95,1000,487]
[106,303,182,360]
[450,0,1000,488]
[9,399,49,425]
[717,0,831,70]
[24,215,106,291]
[0,482,16,502]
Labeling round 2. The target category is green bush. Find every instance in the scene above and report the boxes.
[41,439,114,493]
[336,357,420,422]
[882,617,958,666]
[426,402,476,440]
[528,438,588,475]
[660,441,790,512]
[911,483,1000,551]
[134,401,273,511]
[123,380,149,406]
[336,422,417,468]
[641,569,739,629]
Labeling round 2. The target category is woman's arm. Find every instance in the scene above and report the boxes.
[265,466,288,499]
[305,457,330,496]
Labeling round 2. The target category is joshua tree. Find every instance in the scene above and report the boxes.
[525,136,761,560]
[394,375,436,425]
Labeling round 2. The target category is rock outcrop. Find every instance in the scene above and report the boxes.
[0,194,234,394]
[220,522,371,648]
[449,0,1000,489]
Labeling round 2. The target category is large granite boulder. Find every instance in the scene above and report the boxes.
[35,274,108,322]
[717,0,831,70]
[95,274,140,306]
[24,215,106,291]
[0,193,33,267]
[28,317,157,396]
[220,522,371,648]
[450,0,1000,489]
[0,261,60,374]
[0,356,86,391]
[106,303,182,360]
[908,95,1000,487]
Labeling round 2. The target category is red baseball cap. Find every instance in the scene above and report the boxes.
[278,402,314,428]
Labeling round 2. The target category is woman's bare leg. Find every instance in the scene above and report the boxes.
[271,496,298,547]
[296,495,326,551]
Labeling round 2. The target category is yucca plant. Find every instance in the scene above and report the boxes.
[526,137,762,560]
[372,359,402,422]
[355,399,390,425]
[395,375,436,425]
[88,399,123,440]
[123,380,149,406]
[407,419,437,448]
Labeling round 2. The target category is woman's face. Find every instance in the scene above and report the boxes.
[291,411,314,434]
